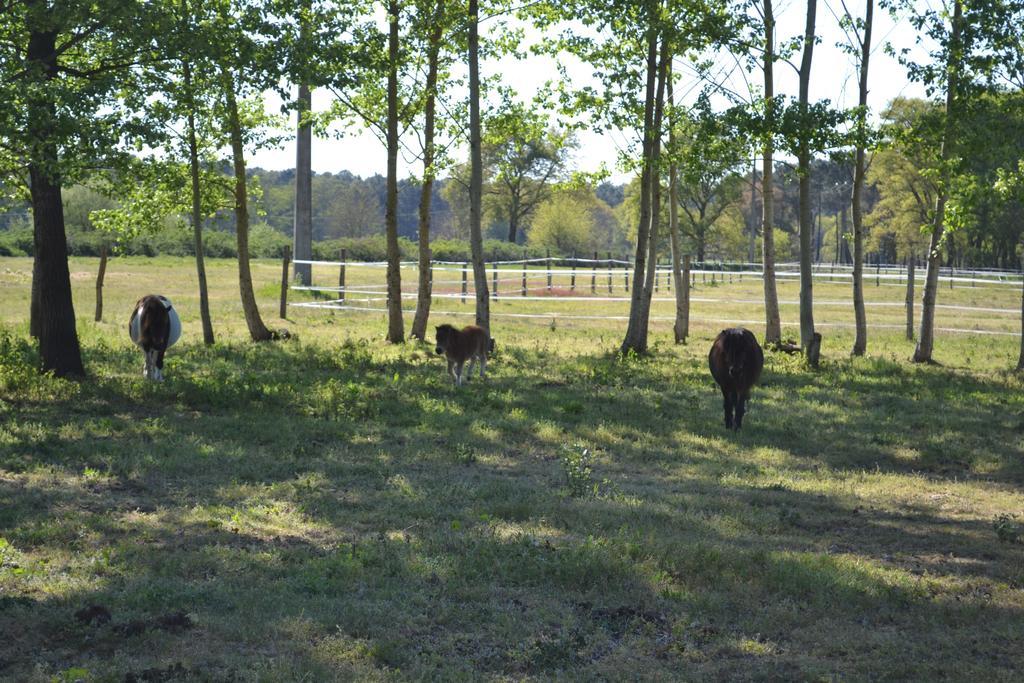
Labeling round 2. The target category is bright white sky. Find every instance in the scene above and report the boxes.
[249,1,928,182]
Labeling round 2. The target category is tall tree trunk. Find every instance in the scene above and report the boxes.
[468,0,490,330]
[761,0,782,345]
[1018,260,1024,370]
[411,0,444,341]
[507,198,520,243]
[667,73,687,344]
[94,243,107,322]
[293,83,313,286]
[635,40,669,352]
[798,0,818,365]
[914,0,961,363]
[748,155,758,263]
[384,0,405,343]
[27,27,83,376]
[224,69,273,342]
[184,60,215,345]
[851,0,873,356]
[620,9,660,356]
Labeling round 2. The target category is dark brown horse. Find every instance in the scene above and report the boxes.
[709,328,764,430]
[434,324,493,387]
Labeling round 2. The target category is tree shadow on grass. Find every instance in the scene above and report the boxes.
[2,340,1024,679]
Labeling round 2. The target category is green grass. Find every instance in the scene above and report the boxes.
[1,255,1023,681]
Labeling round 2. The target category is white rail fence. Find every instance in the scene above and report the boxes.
[284,257,1024,338]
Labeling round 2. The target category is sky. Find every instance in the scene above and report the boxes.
[249,2,928,183]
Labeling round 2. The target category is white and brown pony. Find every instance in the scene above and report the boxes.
[434,324,494,387]
[128,295,181,381]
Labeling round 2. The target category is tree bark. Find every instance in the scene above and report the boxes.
[913,0,961,363]
[468,0,489,330]
[95,243,107,322]
[635,40,669,352]
[748,155,758,263]
[293,83,313,286]
[1018,260,1024,370]
[761,0,782,345]
[668,74,688,344]
[184,60,215,345]
[620,7,660,356]
[27,26,84,376]
[411,0,444,341]
[851,0,873,356]
[798,0,818,366]
[507,197,520,243]
[224,69,273,342]
[905,257,915,340]
[384,0,405,343]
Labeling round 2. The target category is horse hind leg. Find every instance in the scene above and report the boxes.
[722,389,735,429]
[479,353,486,378]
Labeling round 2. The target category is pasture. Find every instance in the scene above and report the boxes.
[2,255,1024,681]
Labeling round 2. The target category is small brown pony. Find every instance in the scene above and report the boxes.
[709,327,764,430]
[434,324,494,387]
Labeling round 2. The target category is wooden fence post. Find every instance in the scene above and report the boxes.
[571,251,576,291]
[338,248,347,303]
[280,245,291,318]
[492,261,498,299]
[623,258,629,292]
[607,252,613,293]
[461,262,467,303]
[591,251,597,293]
[546,249,552,292]
[522,250,528,296]
[95,243,108,322]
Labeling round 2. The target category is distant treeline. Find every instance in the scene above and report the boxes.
[0,168,628,258]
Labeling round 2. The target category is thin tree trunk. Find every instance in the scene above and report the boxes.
[468,0,489,330]
[94,243,107,322]
[30,262,40,338]
[1018,260,1024,370]
[411,0,444,341]
[914,0,961,363]
[668,73,687,344]
[748,155,757,263]
[293,82,313,286]
[761,0,782,345]
[27,26,84,376]
[620,7,659,356]
[184,60,215,345]
[798,0,818,365]
[635,40,669,352]
[851,0,873,356]
[906,257,915,340]
[224,69,273,342]
[384,0,404,343]
[507,199,520,243]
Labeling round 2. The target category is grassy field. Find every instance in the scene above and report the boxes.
[1,255,1023,681]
